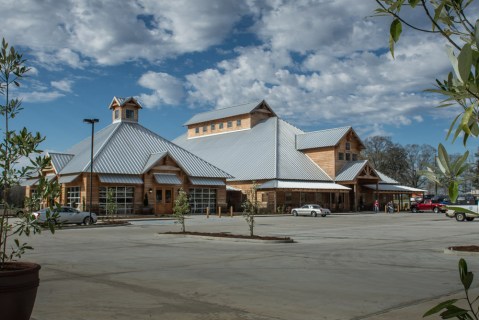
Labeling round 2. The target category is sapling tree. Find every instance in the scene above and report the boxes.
[105,188,117,221]
[242,183,259,237]
[173,188,189,233]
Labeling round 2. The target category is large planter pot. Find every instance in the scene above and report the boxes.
[0,262,41,320]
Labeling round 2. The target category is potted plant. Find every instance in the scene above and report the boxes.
[0,38,60,320]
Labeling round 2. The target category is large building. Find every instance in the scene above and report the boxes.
[25,97,231,215]
[174,100,423,212]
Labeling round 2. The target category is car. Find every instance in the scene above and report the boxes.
[291,204,331,217]
[33,206,97,225]
[0,204,24,217]
[410,199,447,213]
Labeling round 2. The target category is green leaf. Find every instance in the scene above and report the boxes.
[446,45,461,82]
[437,144,450,174]
[408,0,420,8]
[475,19,479,50]
[449,181,459,203]
[457,44,472,83]
[423,299,458,317]
[390,19,402,43]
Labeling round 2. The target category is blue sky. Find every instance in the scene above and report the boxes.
[1,0,478,157]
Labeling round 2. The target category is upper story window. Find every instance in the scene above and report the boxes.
[211,124,216,131]
[236,119,242,126]
[345,142,351,151]
[114,110,120,119]
[202,126,207,133]
[219,123,224,129]
[339,152,344,160]
[195,127,199,134]
[126,109,134,119]
[227,121,233,128]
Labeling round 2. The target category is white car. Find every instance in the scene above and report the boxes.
[291,204,331,217]
[33,206,97,225]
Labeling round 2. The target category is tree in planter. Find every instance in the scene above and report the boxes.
[173,188,189,233]
[105,188,117,221]
[242,183,259,237]
[0,38,60,320]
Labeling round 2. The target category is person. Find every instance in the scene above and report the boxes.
[373,200,379,213]
[387,201,394,213]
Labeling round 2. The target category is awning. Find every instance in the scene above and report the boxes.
[258,180,351,191]
[189,177,225,186]
[364,184,427,193]
[154,173,182,185]
[226,185,242,192]
[99,174,143,184]
[21,178,39,187]
[46,174,56,182]
[58,174,80,184]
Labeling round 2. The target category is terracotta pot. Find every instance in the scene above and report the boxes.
[0,262,41,320]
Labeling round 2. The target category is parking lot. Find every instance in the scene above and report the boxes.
[28,212,479,320]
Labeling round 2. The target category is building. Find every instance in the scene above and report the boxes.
[24,97,231,215]
[174,100,423,212]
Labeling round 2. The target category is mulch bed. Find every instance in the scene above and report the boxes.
[164,231,292,241]
[448,245,479,252]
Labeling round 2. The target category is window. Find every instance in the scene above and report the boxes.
[114,110,120,119]
[261,193,268,202]
[126,109,134,119]
[189,188,217,214]
[202,126,207,132]
[227,121,232,128]
[236,119,242,126]
[346,142,351,150]
[195,127,199,134]
[219,123,224,129]
[66,187,80,208]
[156,189,163,203]
[165,190,172,203]
[99,186,134,215]
[352,153,358,161]
[346,153,351,161]
[285,192,292,204]
[339,152,344,160]
[211,124,216,130]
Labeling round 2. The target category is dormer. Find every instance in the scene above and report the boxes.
[109,96,142,123]
[184,100,276,138]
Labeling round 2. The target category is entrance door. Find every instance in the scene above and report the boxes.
[164,188,173,213]
[155,188,174,215]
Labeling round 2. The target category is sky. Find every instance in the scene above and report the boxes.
[1,0,478,157]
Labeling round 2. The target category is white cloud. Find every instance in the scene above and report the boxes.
[21,91,64,103]
[51,80,73,92]
[138,71,185,107]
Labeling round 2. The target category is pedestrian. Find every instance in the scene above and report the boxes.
[373,200,379,213]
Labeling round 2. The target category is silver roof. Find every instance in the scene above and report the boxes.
[296,126,354,150]
[335,160,371,182]
[154,173,182,185]
[58,174,80,184]
[377,171,399,184]
[183,100,275,126]
[364,184,423,192]
[258,180,351,191]
[49,153,75,173]
[98,174,143,184]
[109,96,143,109]
[57,122,231,179]
[189,177,225,186]
[174,117,332,182]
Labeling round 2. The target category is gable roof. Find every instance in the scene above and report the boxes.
[377,171,399,184]
[183,100,276,126]
[49,152,75,173]
[109,96,142,109]
[335,160,379,182]
[58,122,231,179]
[174,117,332,182]
[296,126,365,150]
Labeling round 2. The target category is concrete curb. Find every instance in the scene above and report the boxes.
[157,233,294,243]
[444,248,479,256]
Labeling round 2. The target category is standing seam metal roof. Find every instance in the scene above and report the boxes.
[296,126,352,150]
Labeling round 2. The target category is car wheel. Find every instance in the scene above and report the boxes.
[311,211,317,217]
[411,207,418,213]
[83,217,94,225]
[466,217,475,222]
[292,210,298,216]
[321,213,327,217]
[47,218,57,225]
[456,212,466,222]
[433,207,439,213]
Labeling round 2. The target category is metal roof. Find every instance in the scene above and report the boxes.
[377,171,399,184]
[98,174,143,184]
[142,151,168,173]
[183,100,275,126]
[364,184,424,193]
[189,177,225,186]
[174,117,332,182]
[49,153,74,173]
[21,178,38,187]
[335,160,371,182]
[109,96,142,109]
[154,173,182,185]
[296,127,352,150]
[58,174,80,184]
[59,122,231,179]
[258,180,351,191]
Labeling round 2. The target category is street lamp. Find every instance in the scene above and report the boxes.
[83,118,99,222]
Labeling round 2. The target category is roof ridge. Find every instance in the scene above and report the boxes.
[81,122,122,172]
[298,126,352,136]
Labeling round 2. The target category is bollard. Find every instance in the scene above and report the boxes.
[218,206,222,218]
[206,207,210,219]
[230,206,233,217]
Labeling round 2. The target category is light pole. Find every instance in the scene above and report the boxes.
[83,118,99,222]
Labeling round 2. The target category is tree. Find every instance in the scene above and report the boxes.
[403,144,437,188]
[0,38,59,266]
[374,0,479,202]
[242,183,259,237]
[173,188,189,233]
[105,188,117,221]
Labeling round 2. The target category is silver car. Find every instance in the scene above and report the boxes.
[33,206,97,225]
[291,204,331,217]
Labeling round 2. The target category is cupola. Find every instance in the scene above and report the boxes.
[109,96,142,123]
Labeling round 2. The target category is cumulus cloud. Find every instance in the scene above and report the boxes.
[51,80,73,92]
[138,71,185,107]
[21,91,64,103]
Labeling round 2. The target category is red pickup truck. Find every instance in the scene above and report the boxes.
[411,199,446,213]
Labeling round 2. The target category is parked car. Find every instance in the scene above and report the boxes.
[291,204,331,217]
[410,199,447,213]
[444,198,478,222]
[0,204,24,217]
[33,206,97,225]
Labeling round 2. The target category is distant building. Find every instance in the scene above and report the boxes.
[24,97,231,215]
[175,100,424,212]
